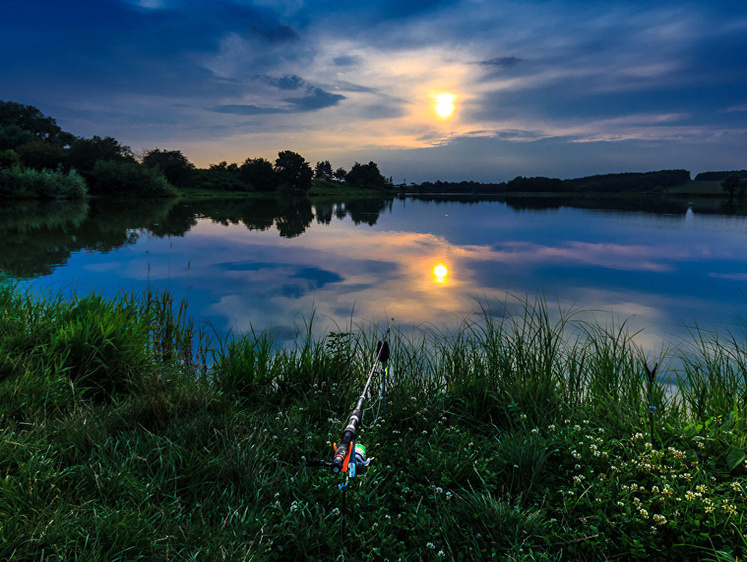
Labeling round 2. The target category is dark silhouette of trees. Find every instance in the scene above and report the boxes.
[89,160,176,198]
[142,149,195,187]
[67,135,135,179]
[17,139,66,170]
[240,157,279,191]
[721,173,744,198]
[193,161,245,191]
[275,150,312,191]
[566,170,690,192]
[695,170,747,181]
[334,167,347,182]
[346,161,389,190]
[0,149,20,168]
[0,100,75,148]
[506,176,563,192]
[314,160,333,181]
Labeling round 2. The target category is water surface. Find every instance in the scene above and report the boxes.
[3,195,747,356]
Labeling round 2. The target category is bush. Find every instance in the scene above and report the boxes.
[89,159,177,198]
[0,148,20,168]
[0,165,87,199]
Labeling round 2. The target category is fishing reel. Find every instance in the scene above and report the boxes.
[306,442,373,476]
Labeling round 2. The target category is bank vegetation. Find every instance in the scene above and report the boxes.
[1,278,746,560]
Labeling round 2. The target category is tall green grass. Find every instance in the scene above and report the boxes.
[0,278,746,560]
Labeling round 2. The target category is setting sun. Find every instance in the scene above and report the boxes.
[434,93,456,119]
[433,263,449,280]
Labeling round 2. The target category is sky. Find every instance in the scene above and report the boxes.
[3,0,747,183]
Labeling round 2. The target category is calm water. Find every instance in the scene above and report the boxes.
[3,195,747,356]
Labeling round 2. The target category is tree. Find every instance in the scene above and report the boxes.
[67,135,135,178]
[0,100,75,147]
[275,150,312,191]
[89,159,176,198]
[240,157,279,191]
[0,149,19,168]
[334,167,347,182]
[17,139,66,170]
[314,160,333,181]
[142,148,195,187]
[192,162,246,192]
[721,173,742,198]
[345,161,388,190]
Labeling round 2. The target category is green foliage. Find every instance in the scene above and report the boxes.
[67,135,135,178]
[193,161,241,191]
[0,149,20,168]
[0,166,87,199]
[17,139,66,170]
[89,159,177,197]
[2,282,747,560]
[0,100,75,148]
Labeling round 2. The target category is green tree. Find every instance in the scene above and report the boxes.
[275,150,313,191]
[0,149,20,168]
[142,148,195,187]
[240,157,279,192]
[89,160,176,198]
[193,162,246,191]
[67,136,135,178]
[721,173,742,198]
[345,161,388,190]
[0,100,75,147]
[314,160,333,181]
[17,139,66,170]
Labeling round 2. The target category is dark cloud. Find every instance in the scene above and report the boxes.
[260,74,306,91]
[210,86,345,116]
[3,0,747,180]
[251,25,301,43]
[478,57,522,68]
[358,104,407,120]
[211,104,285,116]
[284,88,346,111]
[333,55,361,67]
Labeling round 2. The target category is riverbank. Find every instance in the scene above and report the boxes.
[0,279,745,560]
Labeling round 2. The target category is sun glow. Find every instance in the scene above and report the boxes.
[434,93,456,119]
[433,263,449,282]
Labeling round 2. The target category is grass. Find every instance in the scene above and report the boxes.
[1,278,746,560]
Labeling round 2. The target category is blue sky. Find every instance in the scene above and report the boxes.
[3,0,746,182]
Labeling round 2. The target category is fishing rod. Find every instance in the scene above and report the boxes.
[307,327,390,475]
[305,326,391,555]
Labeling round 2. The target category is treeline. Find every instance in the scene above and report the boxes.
[695,170,747,181]
[0,100,391,199]
[564,169,691,192]
[193,157,391,193]
[409,170,694,194]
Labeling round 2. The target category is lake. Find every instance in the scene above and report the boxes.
[3,194,747,360]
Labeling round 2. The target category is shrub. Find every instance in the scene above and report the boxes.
[89,159,177,197]
[0,165,87,199]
